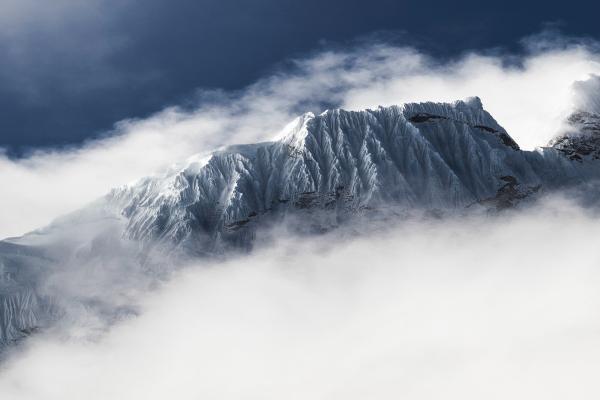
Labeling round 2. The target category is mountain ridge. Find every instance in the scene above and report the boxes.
[105,98,597,250]
[1,97,599,346]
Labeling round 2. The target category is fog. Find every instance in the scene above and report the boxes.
[3,33,600,238]
[1,197,600,399]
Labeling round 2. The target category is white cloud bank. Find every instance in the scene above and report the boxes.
[2,34,600,238]
[1,197,600,399]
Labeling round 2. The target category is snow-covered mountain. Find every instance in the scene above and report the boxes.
[1,97,599,346]
[106,97,597,249]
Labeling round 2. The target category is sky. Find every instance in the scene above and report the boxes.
[2,0,600,155]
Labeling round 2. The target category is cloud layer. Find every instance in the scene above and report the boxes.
[2,198,600,399]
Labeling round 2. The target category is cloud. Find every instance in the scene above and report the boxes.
[2,33,600,239]
[2,197,600,399]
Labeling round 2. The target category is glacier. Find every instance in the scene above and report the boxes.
[1,97,599,347]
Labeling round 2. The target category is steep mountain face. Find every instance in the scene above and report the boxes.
[1,98,599,346]
[107,98,597,251]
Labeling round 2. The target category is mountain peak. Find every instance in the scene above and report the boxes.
[101,99,597,251]
[2,98,600,346]
[461,96,484,110]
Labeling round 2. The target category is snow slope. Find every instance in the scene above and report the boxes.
[108,98,597,249]
[1,97,599,346]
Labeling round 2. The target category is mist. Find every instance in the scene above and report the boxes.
[1,196,600,399]
[3,33,600,239]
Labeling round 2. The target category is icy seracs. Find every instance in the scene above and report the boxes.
[1,98,599,346]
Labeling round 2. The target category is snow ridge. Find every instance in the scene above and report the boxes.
[1,97,599,346]
[109,98,598,249]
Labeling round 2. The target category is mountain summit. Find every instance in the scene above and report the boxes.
[107,98,597,249]
[1,98,599,346]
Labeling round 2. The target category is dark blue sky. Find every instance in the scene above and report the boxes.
[1,0,599,154]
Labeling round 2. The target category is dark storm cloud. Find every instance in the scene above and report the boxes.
[1,0,600,153]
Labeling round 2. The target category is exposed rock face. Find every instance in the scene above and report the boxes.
[478,175,541,211]
[1,98,599,347]
[550,112,600,161]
